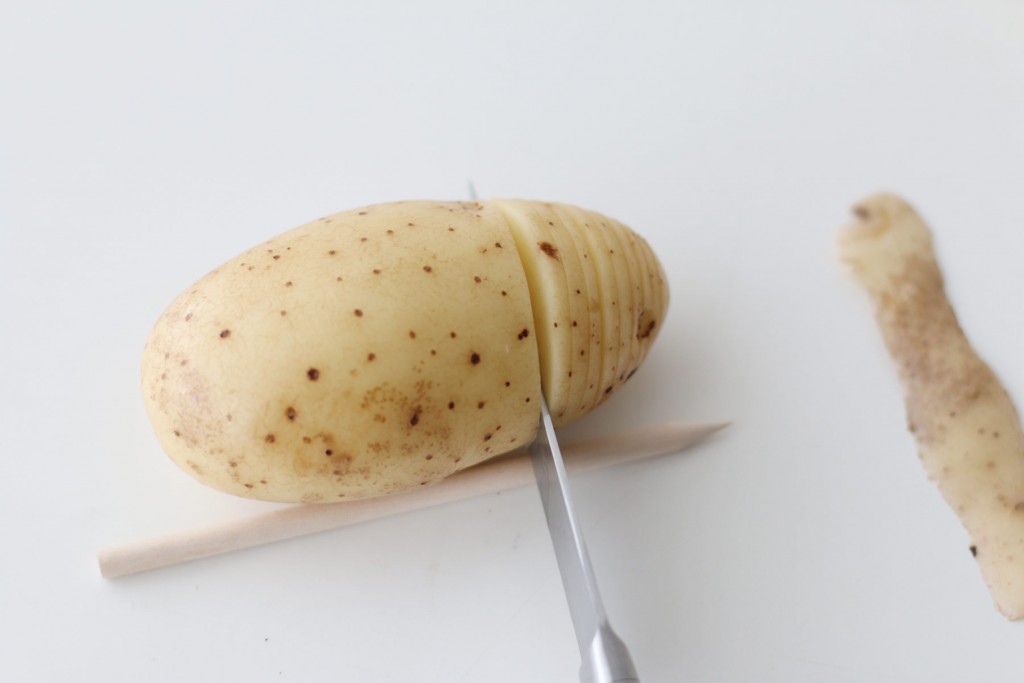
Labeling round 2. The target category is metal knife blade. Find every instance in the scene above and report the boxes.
[531,396,641,683]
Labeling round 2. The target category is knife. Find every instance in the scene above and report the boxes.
[531,396,641,683]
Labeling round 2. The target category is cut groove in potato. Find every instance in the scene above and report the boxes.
[551,203,606,413]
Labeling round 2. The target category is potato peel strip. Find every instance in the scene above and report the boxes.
[840,193,1024,619]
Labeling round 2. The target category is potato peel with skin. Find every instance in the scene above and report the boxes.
[839,193,1024,620]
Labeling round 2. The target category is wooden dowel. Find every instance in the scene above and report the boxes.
[98,421,726,578]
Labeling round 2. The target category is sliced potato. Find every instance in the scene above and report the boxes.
[142,199,669,503]
[551,203,605,413]
[557,204,625,402]
[491,201,574,421]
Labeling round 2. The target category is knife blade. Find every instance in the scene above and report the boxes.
[531,396,641,683]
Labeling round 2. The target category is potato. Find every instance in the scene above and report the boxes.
[142,200,668,503]
[840,193,1024,619]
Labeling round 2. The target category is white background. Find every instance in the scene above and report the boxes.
[3,1,1024,680]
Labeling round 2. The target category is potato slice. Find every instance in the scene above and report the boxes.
[538,204,596,424]
[840,193,1024,619]
[622,228,664,376]
[551,203,606,413]
[557,204,626,402]
[602,218,640,391]
[491,200,576,421]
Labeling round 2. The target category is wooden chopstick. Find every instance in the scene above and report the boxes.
[98,421,726,578]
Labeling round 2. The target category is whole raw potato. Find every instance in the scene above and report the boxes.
[142,200,668,503]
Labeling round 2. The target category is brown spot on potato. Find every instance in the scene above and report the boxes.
[470,352,481,365]
[448,401,455,410]
[354,309,363,317]
[307,368,320,381]
[477,401,485,409]
[273,254,280,260]
[423,265,433,273]
[409,330,416,339]
[852,204,872,221]
[328,250,336,255]
[474,276,482,283]
[286,407,297,421]
[367,353,376,361]
[539,241,559,259]
[518,329,529,340]
[265,434,276,443]
[638,318,657,339]
[285,281,293,287]
[410,406,422,426]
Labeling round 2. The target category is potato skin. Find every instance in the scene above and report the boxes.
[841,194,1024,619]
[142,201,542,502]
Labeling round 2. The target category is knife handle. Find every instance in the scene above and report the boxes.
[579,623,640,683]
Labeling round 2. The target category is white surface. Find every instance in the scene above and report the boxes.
[3,1,1024,680]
